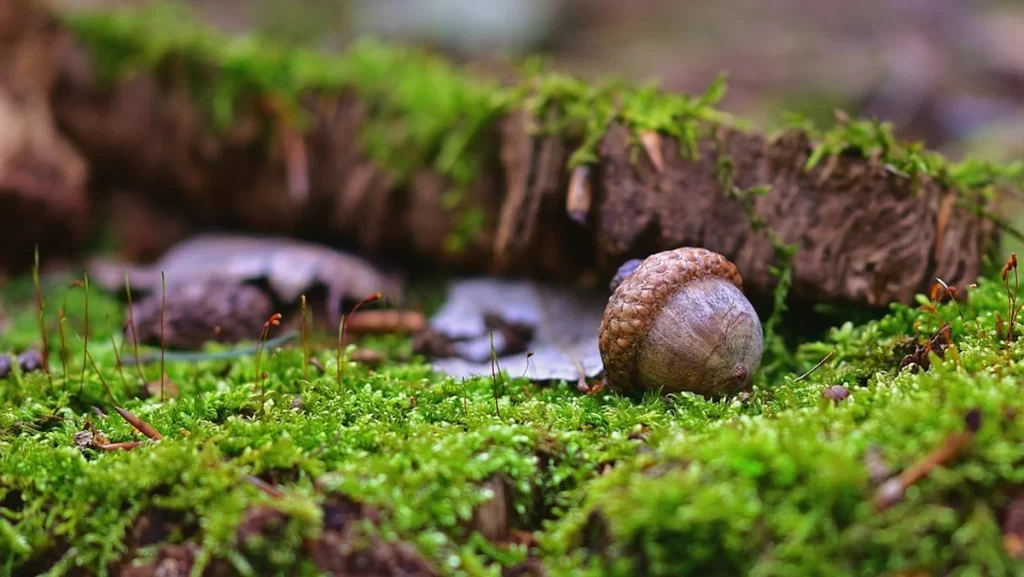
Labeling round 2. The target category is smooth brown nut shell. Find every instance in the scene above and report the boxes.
[598,247,764,397]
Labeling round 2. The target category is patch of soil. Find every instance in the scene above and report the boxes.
[304,494,441,577]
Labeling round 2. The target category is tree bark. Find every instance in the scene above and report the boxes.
[1,0,1000,309]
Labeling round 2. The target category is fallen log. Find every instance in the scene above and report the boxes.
[0,0,90,273]
[4,0,1018,309]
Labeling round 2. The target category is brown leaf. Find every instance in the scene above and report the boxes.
[423,279,606,382]
[898,323,952,373]
[1004,495,1024,559]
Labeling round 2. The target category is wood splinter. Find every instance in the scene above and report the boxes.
[566,165,592,225]
[639,130,664,172]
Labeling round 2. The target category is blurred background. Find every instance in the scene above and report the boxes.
[51,0,1024,161]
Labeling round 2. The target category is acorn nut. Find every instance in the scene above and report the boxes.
[598,247,764,397]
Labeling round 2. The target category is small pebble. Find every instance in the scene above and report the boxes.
[73,430,94,449]
[610,259,643,292]
[822,385,851,404]
[18,349,43,373]
[0,355,11,379]
[875,477,905,509]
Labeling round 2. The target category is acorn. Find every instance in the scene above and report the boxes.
[598,247,764,397]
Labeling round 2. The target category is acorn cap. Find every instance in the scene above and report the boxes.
[598,247,746,394]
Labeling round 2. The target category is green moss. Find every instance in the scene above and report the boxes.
[5,245,1024,575]
[4,3,1024,574]
[782,111,1024,198]
[541,276,1024,576]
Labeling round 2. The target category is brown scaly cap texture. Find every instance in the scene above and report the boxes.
[598,247,743,393]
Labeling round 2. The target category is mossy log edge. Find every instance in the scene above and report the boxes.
[2,0,1007,310]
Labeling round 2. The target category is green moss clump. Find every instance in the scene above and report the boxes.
[781,111,1024,197]
[542,276,1024,577]
[4,247,1024,575]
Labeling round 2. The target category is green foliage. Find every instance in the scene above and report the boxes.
[6,3,1024,574]
[791,112,1024,197]
[545,276,1024,577]
[4,250,1024,575]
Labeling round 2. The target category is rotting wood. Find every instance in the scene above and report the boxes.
[0,0,1004,310]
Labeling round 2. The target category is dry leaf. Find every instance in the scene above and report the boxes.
[418,278,605,381]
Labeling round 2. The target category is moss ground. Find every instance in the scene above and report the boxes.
[2,253,1024,576]
[5,2,1024,575]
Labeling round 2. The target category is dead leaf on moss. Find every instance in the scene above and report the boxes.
[1004,494,1024,559]
[417,278,605,382]
[898,323,952,373]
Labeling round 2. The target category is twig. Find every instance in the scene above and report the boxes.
[242,473,285,499]
[111,333,128,390]
[873,409,981,512]
[795,350,835,382]
[113,405,163,441]
[339,309,426,335]
[936,277,980,336]
[1002,254,1020,344]
[336,314,344,391]
[96,441,142,451]
[79,336,116,404]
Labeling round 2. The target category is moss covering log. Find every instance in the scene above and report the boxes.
[3,0,1020,309]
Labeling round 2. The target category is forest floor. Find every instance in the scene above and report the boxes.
[5,1,1024,576]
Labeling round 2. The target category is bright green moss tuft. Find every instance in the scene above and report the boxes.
[542,276,1024,577]
[4,261,1024,575]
